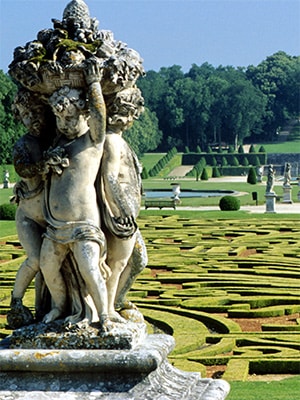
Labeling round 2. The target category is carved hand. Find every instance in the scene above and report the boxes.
[83,57,103,86]
[42,146,70,175]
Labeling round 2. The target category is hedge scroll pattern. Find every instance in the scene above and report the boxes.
[0,217,299,380]
[134,216,300,380]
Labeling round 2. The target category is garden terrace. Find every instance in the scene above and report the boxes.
[0,216,299,381]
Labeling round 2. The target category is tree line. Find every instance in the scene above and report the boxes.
[0,51,299,164]
[137,51,299,152]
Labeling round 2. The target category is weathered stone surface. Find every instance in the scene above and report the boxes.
[6,318,147,350]
[282,185,293,204]
[0,334,230,399]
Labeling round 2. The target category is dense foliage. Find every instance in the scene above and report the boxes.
[0,51,299,161]
[0,203,17,220]
[0,71,25,164]
[123,107,162,157]
[138,51,299,151]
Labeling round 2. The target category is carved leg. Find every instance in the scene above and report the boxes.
[14,212,44,309]
[115,230,148,309]
[106,233,136,321]
[12,258,39,299]
[72,240,113,331]
[40,238,68,323]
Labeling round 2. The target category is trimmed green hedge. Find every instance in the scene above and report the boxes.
[182,152,267,166]
[219,196,241,211]
[0,204,17,220]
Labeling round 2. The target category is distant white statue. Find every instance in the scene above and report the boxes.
[3,170,9,188]
[266,164,275,193]
[283,162,291,186]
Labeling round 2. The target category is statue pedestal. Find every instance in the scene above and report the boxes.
[0,334,230,399]
[265,192,277,213]
[282,185,293,204]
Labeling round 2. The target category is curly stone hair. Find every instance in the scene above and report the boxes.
[49,86,88,116]
[106,86,144,131]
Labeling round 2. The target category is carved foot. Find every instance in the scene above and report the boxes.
[109,310,127,324]
[99,314,114,333]
[7,297,34,329]
[43,307,63,323]
[64,317,90,330]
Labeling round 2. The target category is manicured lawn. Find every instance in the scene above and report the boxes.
[228,376,300,400]
[0,187,13,205]
[140,152,166,171]
[262,140,300,154]
[0,220,16,237]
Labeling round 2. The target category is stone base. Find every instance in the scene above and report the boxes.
[265,192,276,213]
[0,334,230,399]
[7,318,147,350]
[282,185,293,204]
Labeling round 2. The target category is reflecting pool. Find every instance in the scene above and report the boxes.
[143,189,237,198]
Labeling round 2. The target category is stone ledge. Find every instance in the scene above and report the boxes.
[6,317,148,351]
[0,334,174,373]
[0,334,230,399]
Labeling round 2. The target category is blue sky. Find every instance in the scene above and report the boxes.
[1,0,299,73]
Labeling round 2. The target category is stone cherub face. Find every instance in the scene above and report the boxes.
[107,87,144,134]
[13,90,47,137]
[49,86,88,139]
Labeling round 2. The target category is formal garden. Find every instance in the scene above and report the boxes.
[1,144,299,399]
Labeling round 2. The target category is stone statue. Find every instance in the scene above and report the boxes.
[7,89,55,329]
[7,0,146,336]
[283,162,291,186]
[257,166,263,183]
[266,164,275,193]
[40,60,113,331]
[3,170,10,188]
[99,87,147,321]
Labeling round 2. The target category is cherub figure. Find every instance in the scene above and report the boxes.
[7,89,55,329]
[99,86,147,322]
[40,59,112,332]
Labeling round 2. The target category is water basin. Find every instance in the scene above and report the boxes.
[143,189,237,198]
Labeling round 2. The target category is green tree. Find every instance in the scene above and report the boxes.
[238,145,244,153]
[141,167,148,179]
[249,144,256,153]
[221,156,228,167]
[241,156,249,166]
[206,75,229,146]
[246,51,300,139]
[123,107,162,157]
[201,168,209,180]
[221,79,266,145]
[247,167,257,184]
[212,166,221,177]
[230,156,239,167]
[258,145,266,153]
[0,70,25,164]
